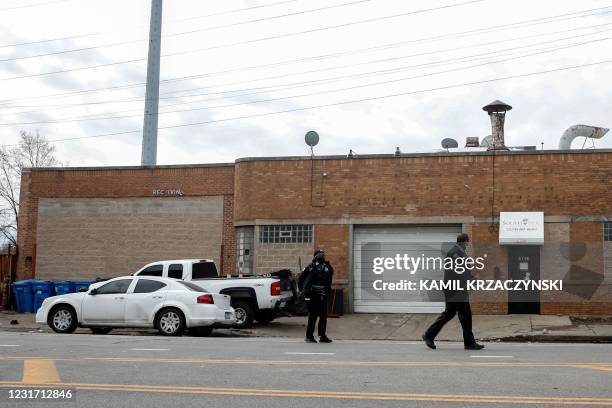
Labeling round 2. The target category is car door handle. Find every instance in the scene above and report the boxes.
[152,296,163,299]
[114,296,125,300]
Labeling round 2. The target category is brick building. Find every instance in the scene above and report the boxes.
[16,149,612,315]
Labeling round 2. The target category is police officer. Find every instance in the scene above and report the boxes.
[422,233,485,350]
[299,249,333,343]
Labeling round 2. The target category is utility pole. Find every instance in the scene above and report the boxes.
[141,0,163,166]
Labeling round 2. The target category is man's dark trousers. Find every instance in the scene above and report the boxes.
[424,301,475,346]
[306,293,327,338]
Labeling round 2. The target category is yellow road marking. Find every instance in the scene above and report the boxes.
[0,382,611,405]
[1,355,610,366]
[2,355,611,372]
[574,364,612,372]
[21,359,60,384]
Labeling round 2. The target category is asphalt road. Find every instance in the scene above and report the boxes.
[0,331,610,407]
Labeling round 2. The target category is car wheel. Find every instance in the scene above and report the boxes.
[190,326,213,337]
[156,308,185,336]
[232,301,254,329]
[90,327,112,335]
[48,305,77,334]
[256,311,276,324]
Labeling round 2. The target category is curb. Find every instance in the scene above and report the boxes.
[482,335,612,343]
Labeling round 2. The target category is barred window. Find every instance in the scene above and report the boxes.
[605,222,612,241]
[259,225,313,243]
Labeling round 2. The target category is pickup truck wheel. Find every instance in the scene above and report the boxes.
[48,305,77,334]
[156,308,185,336]
[256,311,276,324]
[191,326,213,337]
[90,327,112,335]
[232,301,254,329]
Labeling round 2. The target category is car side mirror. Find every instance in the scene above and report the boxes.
[89,288,98,295]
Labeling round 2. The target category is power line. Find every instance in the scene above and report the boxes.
[2,37,608,127]
[175,0,299,22]
[158,27,612,99]
[0,0,299,48]
[0,38,147,63]
[0,0,485,81]
[0,0,373,63]
[3,23,610,117]
[1,5,610,106]
[3,58,608,148]
[0,0,69,12]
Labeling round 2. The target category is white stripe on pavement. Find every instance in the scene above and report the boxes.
[0,345,20,347]
[284,352,336,355]
[470,355,514,358]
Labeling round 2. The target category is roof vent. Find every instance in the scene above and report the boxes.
[465,137,480,148]
[558,125,609,149]
[482,99,512,151]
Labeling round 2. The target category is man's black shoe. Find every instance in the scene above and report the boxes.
[305,337,317,343]
[464,343,485,350]
[319,336,333,343]
[422,334,436,349]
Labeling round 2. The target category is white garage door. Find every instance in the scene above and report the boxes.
[353,225,462,313]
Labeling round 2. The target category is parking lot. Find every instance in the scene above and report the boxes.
[0,331,611,407]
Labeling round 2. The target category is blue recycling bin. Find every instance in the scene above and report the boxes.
[73,281,94,293]
[32,280,55,312]
[53,281,75,296]
[11,280,35,313]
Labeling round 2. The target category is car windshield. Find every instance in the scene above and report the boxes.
[176,281,206,292]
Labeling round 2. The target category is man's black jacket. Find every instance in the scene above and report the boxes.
[298,260,334,296]
[443,244,472,302]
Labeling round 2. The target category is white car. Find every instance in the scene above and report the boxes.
[35,276,235,336]
[133,259,295,328]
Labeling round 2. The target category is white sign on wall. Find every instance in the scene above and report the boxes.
[152,189,184,197]
[499,212,544,245]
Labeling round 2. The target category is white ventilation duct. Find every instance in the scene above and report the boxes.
[558,125,609,149]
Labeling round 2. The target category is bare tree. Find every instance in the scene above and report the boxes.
[0,131,59,247]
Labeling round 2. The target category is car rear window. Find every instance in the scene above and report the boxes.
[191,262,218,279]
[134,279,166,293]
[177,281,206,292]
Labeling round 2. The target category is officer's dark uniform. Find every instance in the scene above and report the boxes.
[299,250,333,343]
[423,235,484,350]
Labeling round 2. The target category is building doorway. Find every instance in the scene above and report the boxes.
[507,246,541,314]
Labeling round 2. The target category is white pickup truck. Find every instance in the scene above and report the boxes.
[133,259,294,328]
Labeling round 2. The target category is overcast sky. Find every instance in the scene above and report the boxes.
[0,0,611,166]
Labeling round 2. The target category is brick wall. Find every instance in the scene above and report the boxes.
[234,152,612,221]
[17,165,235,280]
[314,224,350,312]
[221,195,235,275]
[17,152,612,315]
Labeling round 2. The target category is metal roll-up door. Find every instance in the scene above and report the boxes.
[353,225,462,313]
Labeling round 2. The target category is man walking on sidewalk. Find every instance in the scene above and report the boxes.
[422,233,485,350]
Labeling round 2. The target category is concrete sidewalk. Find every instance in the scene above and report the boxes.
[1,310,611,342]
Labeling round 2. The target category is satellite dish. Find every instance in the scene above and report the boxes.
[305,131,319,147]
[481,135,493,148]
[441,138,458,149]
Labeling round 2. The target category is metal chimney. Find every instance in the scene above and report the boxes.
[482,100,512,151]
